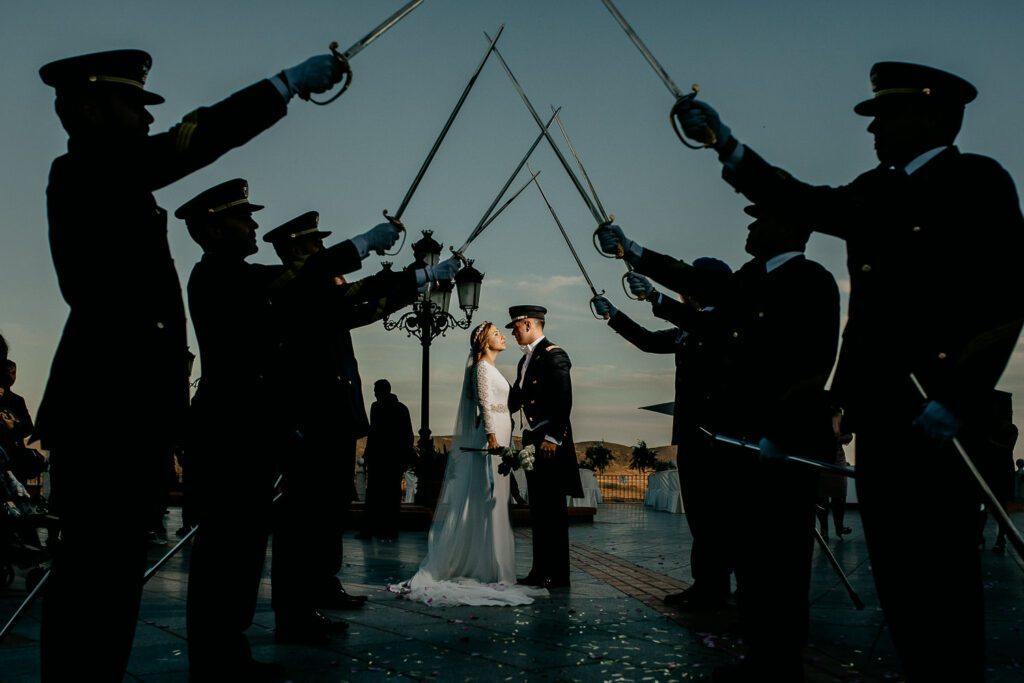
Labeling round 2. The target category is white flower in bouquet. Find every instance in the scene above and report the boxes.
[518,444,536,472]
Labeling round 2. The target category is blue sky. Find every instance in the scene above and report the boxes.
[3,0,1024,455]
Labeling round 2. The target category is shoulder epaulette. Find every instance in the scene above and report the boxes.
[543,345,562,351]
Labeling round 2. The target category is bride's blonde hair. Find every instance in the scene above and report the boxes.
[470,321,494,361]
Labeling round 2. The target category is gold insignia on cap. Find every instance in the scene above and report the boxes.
[207,198,250,214]
[289,227,322,239]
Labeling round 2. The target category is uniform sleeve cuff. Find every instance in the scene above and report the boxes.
[350,234,370,259]
[544,435,562,446]
[270,74,294,103]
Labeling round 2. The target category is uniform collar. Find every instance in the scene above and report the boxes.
[902,145,950,175]
[764,251,804,273]
[520,335,546,355]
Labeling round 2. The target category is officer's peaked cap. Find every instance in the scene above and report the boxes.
[506,305,547,329]
[854,62,976,116]
[40,49,165,104]
[175,179,264,222]
[263,211,332,244]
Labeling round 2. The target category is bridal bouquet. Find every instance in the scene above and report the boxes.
[497,444,536,476]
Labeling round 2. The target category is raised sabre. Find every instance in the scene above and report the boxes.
[549,108,644,302]
[309,0,426,105]
[528,163,608,321]
[379,25,505,256]
[453,108,559,257]
[484,34,607,227]
[599,0,715,149]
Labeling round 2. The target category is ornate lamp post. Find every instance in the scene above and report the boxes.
[383,230,484,449]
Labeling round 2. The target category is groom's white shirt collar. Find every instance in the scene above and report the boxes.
[519,335,545,355]
[518,335,545,385]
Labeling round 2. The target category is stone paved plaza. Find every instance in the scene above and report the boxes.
[2,504,1023,682]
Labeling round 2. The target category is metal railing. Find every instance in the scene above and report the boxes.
[593,473,649,502]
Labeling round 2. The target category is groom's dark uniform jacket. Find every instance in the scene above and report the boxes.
[510,335,583,585]
[510,337,584,499]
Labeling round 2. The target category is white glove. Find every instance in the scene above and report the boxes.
[353,222,402,257]
[424,256,463,282]
[280,54,346,99]
[595,224,640,260]
[674,99,733,152]
[625,272,656,299]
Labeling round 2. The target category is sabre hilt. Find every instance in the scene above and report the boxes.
[589,290,610,320]
[308,41,353,106]
[621,269,645,302]
[592,218,620,260]
[670,84,717,150]
[449,245,469,266]
[380,209,408,256]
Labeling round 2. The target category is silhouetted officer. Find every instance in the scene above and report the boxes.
[593,258,738,611]
[266,211,461,641]
[359,379,415,540]
[598,204,840,681]
[35,48,345,681]
[675,62,1024,681]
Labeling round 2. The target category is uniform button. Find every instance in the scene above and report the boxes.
[912,225,922,233]
[531,379,538,384]
[732,331,739,338]
[937,352,947,360]
[156,321,165,329]
[529,399,536,405]
[336,375,343,381]
[757,311,765,318]
[861,264,872,272]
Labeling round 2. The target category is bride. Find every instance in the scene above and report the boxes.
[388,321,546,606]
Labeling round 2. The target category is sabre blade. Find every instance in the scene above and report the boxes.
[484,34,605,226]
[456,108,560,254]
[698,427,857,478]
[600,0,686,99]
[528,163,600,297]
[391,25,504,222]
[458,170,541,254]
[341,0,425,60]
[552,107,610,224]
[478,170,540,232]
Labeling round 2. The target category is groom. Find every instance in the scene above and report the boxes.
[507,305,584,589]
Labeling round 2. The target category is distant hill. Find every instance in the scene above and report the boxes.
[357,436,676,476]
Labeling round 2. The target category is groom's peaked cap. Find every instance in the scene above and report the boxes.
[506,305,546,328]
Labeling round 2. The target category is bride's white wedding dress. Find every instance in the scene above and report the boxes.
[388,359,546,606]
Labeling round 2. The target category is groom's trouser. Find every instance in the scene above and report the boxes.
[525,468,570,581]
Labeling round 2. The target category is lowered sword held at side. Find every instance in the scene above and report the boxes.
[698,426,857,478]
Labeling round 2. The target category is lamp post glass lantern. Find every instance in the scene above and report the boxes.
[383,230,484,451]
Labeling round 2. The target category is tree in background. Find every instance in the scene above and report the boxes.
[629,440,660,474]
[581,441,615,473]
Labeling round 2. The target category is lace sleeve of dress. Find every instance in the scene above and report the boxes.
[475,362,497,435]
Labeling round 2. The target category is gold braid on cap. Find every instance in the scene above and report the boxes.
[471,321,493,353]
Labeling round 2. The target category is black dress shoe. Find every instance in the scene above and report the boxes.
[664,586,727,611]
[541,576,570,589]
[317,587,368,610]
[517,573,543,587]
[275,610,348,645]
